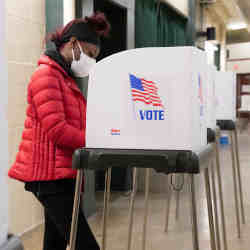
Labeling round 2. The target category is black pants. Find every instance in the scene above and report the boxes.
[33,191,100,250]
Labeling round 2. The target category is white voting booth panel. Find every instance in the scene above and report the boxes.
[239,95,250,111]
[86,47,207,151]
[215,71,236,121]
[0,0,8,246]
[205,65,217,129]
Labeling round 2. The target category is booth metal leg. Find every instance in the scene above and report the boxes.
[204,168,217,250]
[234,129,246,224]
[69,169,84,250]
[102,168,112,250]
[189,174,199,250]
[211,161,221,250]
[230,132,241,239]
[142,169,151,250]
[176,190,180,220]
[215,136,228,250]
[127,168,138,250]
[164,175,172,233]
[175,174,182,221]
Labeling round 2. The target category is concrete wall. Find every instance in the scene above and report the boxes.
[227,42,250,73]
[7,0,45,235]
[204,8,227,70]
[162,0,188,17]
[0,0,9,246]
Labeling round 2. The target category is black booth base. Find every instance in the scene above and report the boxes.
[73,148,202,175]
[0,235,23,250]
[217,120,236,131]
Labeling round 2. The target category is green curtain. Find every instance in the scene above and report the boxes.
[135,0,187,48]
[46,0,64,49]
[135,0,158,47]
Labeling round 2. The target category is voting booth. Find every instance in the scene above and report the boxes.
[214,71,246,240]
[239,95,250,112]
[69,47,224,250]
[86,47,207,151]
[215,71,237,121]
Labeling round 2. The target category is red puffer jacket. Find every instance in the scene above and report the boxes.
[8,55,86,182]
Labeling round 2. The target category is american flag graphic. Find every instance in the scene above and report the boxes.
[129,74,164,108]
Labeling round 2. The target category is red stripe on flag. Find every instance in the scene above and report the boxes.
[132,95,162,104]
[133,98,164,107]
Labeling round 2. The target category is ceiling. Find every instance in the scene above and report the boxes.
[237,0,250,29]
[204,0,250,44]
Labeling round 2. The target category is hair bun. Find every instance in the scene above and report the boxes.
[47,29,64,48]
[85,12,111,37]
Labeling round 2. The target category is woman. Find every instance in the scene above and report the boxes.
[8,12,110,250]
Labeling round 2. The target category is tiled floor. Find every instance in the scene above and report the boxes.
[21,131,250,250]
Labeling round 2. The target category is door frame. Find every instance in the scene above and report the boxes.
[79,0,135,49]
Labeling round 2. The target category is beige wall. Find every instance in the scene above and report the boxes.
[227,42,250,73]
[7,0,45,235]
[205,9,227,71]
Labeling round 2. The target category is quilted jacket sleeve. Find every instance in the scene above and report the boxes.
[29,72,85,150]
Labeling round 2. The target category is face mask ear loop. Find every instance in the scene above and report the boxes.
[72,48,76,61]
[77,41,84,54]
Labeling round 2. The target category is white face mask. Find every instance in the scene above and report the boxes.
[71,42,96,78]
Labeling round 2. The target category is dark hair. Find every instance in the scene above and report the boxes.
[47,12,111,49]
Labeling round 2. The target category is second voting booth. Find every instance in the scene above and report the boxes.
[214,70,246,239]
[215,71,237,122]
[69,47,222,250]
